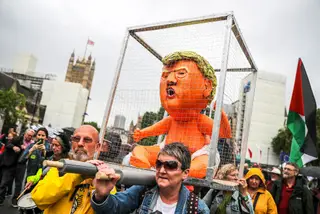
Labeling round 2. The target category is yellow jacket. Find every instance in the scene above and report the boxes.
[245,168,278,214]
[31,168,116,214]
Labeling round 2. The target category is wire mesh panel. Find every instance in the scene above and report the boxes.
[99,13,257,187]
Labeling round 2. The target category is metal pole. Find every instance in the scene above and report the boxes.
[44,159,238,190]
[209,101,214,119]
[156,111,168,144]
[83,38,88,59]
[267,147,270,167]
[206,14,233,181]
[231,16,258,71]
[128,12,231,33]
[238,71,257,177]
[0,110,4,134]
[99,31,130,143]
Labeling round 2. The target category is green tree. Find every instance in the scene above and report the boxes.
[84,121,100,132]
[141,112,158,130]
[157,107,165,122]
[271,128,292,155]
[0,89,26,126]
[139,107,165,146]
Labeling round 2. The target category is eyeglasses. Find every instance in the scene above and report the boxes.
[155,160,180,171]
[71,136,93,143]
[162,68,188,79]
[283,167,295,172]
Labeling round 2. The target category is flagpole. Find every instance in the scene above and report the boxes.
[83,38,88,59]
[259,150,262,166]
[255,144,262,166]
[267,147,270,167]
[257,147,260,165]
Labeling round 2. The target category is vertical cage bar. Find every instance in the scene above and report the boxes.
[206,14,233,180]
[99,31,131,143]
[238,70,257,177]
[156,111,168,145]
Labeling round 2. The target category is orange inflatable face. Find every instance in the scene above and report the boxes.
[160,60,212,118]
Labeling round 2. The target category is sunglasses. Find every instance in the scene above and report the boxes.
[155,160,180,171]
[71,136,93,143]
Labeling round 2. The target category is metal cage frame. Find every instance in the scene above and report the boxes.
[99,12,258,185]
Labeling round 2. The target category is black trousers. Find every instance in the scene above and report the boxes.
[0,165,16,202]
[14,163,26,198]
[6,178,13,195]
[0,166,13,196]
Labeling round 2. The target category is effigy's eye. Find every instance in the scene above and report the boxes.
[161,72,169,79]
[175,70,187,78]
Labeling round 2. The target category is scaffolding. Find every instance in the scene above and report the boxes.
[1,69,56,90]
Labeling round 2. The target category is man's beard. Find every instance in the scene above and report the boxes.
[283,173,293,179]
[69,149,89,162]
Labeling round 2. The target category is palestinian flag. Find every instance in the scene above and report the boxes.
[287,58,318,167]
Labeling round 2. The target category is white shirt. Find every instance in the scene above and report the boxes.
[121,152,132,166]
[152,195,177,214]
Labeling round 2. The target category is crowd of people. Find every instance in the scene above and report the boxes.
[0,125,319,214]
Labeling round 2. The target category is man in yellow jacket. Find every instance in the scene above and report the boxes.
[244,167,277,214]
[31,125,116,214]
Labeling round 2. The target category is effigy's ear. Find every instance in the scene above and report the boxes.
[203,78,213,99]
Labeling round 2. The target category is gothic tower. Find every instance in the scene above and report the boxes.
[65,51,95,92]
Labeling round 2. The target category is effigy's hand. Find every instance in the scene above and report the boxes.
[133,128,143,142]
[204,135,211,145]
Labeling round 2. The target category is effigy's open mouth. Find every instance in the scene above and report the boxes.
[166,87,175,98]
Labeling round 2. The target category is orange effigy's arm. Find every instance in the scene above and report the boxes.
[133,116,172,142]
[197,114,213,136]
[198,111,232,139]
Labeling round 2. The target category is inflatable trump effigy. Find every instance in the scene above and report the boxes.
[130,51,232,178]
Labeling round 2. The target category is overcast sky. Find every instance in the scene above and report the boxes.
[1,0,319,127]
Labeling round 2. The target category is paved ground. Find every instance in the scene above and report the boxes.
[0,177,26,213]
[0,197,19,214]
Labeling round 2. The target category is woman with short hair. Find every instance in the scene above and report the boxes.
[50,132,71,161]
[203,164,254,214]
[91,142,210,214]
